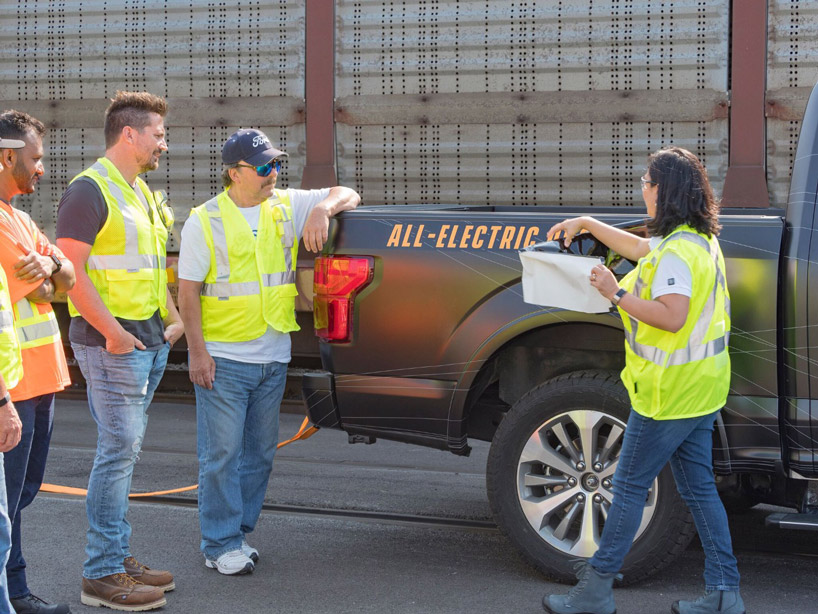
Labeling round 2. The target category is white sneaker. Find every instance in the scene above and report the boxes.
[205,549,254,575]
[241,537,259,563]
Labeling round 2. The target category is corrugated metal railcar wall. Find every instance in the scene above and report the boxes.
[0,0,307,250]
[767,0,818,207]
[334,0,730,207]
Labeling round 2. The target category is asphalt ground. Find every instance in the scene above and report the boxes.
[17,398,818,613]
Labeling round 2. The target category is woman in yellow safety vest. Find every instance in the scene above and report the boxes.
[542,147,743,614]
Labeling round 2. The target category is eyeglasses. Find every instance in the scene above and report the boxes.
[640,176,658,189]
[233,159,283,177]
[152,190,175,230]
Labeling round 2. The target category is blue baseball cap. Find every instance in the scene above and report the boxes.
[221,129,288,166]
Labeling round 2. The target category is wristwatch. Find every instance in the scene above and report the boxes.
[0,393,10,408]
[610,288,627,306]
[49,254,62,275]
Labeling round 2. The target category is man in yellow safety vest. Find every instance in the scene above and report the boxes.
[56,92,184,612]
[178,129,359,575]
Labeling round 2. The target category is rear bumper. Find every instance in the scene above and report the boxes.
[302,371,341,428]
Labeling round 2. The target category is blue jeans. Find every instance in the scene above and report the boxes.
[3,393,54,598]
[590,409,740,591]
[72,342,169,579]
[0,452,14,614]
[196,357,287,559]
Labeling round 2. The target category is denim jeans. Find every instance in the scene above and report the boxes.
[72,342,169,579]
[0,452,14,614]
[590,409,740,591]
[196,357,287,559]
[3,393,54,598]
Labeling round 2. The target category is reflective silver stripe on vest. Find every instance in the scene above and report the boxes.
[201,272,297,298]
[0,311,13,333]
[625,231,729,367]
[201,281,259,297]
[624,328,727,367]
[18,318,59,343]
[262,271,296,286]
[86,254,165,271]
[15,298,34,320]
[92,162,141,262]
[273,201,295,274]
[201,196,295,298]
[666,336,726,366]
[14,298,59,343]
[204,197,231,282]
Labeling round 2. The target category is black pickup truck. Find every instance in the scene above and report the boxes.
[302,83,818,583]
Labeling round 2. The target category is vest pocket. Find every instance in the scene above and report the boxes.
[266,284,299,333]
[202,295,254,341]
[105,269,157,318]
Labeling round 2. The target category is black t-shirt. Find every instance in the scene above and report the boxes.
[56,177,166,350]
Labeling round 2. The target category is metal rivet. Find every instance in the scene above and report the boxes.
[602,479,612,489]
[576,462,586,471]
[577,494,585,502]
[593,463,603,472]
[594,494,603,503]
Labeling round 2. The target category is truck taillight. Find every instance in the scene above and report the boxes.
[313,256,374,342]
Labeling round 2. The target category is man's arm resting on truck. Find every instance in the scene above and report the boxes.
[302,186,361,253]
[178,278,215,389]
[548,216,650,262]
[56,237,146,354]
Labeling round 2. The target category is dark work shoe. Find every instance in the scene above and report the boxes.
[11,593,71,614]
[543,561,619,614]
[672,590,745,614]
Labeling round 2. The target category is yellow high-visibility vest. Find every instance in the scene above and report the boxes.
[618,225,731,420]
[191,189,299,342]
[0,266,22,390]
[68,158,168,320]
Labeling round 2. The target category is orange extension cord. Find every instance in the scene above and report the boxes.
[40,417,319,498]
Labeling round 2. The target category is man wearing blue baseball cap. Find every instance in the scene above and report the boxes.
[178,129,360,575]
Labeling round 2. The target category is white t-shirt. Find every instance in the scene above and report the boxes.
[648,236,693,299]
[179,187,331,364]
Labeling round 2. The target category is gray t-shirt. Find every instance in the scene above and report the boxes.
[56,177,166,349]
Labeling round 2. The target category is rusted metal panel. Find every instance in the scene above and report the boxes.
[0,0,307,245]
[335,0,730,207]
[302,0,338,188]
[765,87,813,121]
[766,0,818,208]
[336,90,729,125]
[722,0,769,208]
[0,98,305,130]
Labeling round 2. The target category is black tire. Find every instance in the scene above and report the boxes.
[486,370,696,585]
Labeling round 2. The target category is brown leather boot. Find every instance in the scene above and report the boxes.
[124,556,176,592]
[80,573,166,612]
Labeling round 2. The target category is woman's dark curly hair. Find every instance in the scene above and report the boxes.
[646,147,721,238]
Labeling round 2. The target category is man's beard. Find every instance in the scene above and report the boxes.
[139,150,162,174]
[12,161,35,194]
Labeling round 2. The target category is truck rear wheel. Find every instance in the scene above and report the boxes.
[486,370,696,585]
